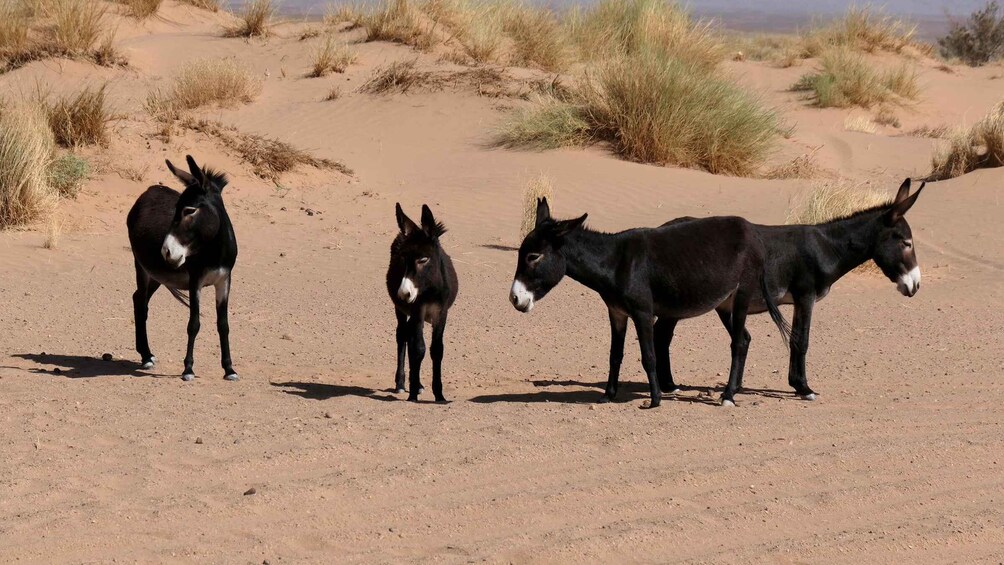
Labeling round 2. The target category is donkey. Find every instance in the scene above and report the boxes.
[509,198,790,408]
[386,204,458,402]
[126,155,239,382]
[657,178,925,402]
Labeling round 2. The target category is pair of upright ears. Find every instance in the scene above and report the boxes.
[534,197,588,238]
[166,155,228,192]
[889,178,925,224]
[396,203,447,239]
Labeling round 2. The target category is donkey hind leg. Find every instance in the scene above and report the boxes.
[215,275,238,381]
[406,317,426,402]
[654,318,681,394]
[721,294,752,407]
[633,314,661,409]
[788,294,817,400]
[715,309,752,390]
[429,312,448,403]
[181,283,201,382]
[394,310,409,394]
[600,308,629,403]
[133,263,160,369]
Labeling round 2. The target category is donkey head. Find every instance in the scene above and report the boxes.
[510,198,587,313]
[874,178,924,297]
[393,203,448,304]
[161,155,228,269]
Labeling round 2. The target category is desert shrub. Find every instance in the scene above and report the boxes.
[802,6,925,56]
[0,101,56,228]
[792,48,918,108]
[51,0,106,55]
[309,36,356,77]
[359,59,432,93]
[520,173,554,237]
[147,58,263,119]
[179,0,220,11]
[504,6,568,71]
[929,100,1004,180]
[844,115,877,133]
[44,85,111,147]
[48,153,88,197]
[224,0,274,38]
[361,0,437,50]
[496,98,591,149]
[120,0,162,19]
[938,1,1004,65]
[787,180,890,225]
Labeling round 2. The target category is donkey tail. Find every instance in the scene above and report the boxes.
[167,287,190,308]
[759,274,791,349]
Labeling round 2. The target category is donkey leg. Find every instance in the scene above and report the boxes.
[600,308,628,403]
[633,314,661,409]
[721,295,752,407]
[394,310,408,394]
[215,275,238,381]
[133,263,159,369]
[716,309,752,390]
[182,284,201,382]
[430,313,448,403]
[654,318,681,393]
[788,294,817,399]
[406,318,426,402]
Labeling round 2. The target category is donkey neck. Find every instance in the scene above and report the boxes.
[813,209,886,283]
[562,229,621,294]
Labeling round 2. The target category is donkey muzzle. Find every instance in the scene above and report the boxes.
[897,266,921,297]
[397,277,418,304]
[510,279,534,313]
[161,234,188,268]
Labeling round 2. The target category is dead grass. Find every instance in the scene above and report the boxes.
[52,0,107,55]
[42,211,61,249]
[520,173,554,237]
[761,151,821,180]
[496,97,591,149]
[505,6,568,71]
[120,0,162,19]
[146,58,262,119]
[323,86,342,101]
[0,101,56,228]
[44,85,111,147]
[224,0,275,38]
[360,0,438,51]
[929,100,1004,180]
[180,118,352,180]
[1,0,124,71]
[792,48,919,108]
[802,6,930,57]
[903,124,949,138]
[309,36,356,77]
[359,59,435,93]
[844,115,878,133]
[786,180,890,224]
[179,0,220,11]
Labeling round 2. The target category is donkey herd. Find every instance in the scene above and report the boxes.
[126,155,925,408]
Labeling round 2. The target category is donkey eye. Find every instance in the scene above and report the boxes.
[182,206,198,217]
[526,253,542,264]
[416,257,430,265]
[902,239,913,249]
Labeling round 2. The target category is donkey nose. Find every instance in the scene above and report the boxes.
[397,277,418,304]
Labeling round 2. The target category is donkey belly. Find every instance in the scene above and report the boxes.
[141,263,190,290]
[655,287,737,319]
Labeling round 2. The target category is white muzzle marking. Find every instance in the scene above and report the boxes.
[398,277,418,304]
[161,234,189,268]
[897,266,921,297]
[510,279,534,313]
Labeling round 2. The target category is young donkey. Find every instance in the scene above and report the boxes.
[127,156,239,382]
[659,178,926,402]
[386,204,458,402]
[510,198,790,408]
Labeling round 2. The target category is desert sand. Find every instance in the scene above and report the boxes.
[1,3,1003,563]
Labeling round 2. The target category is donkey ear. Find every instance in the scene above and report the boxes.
[396,203,420,236]
[535,197,552,228]
[894,178,911,203]
[420,204,446,238]
[888,181,925,224]
[166,159,196,186]
[185,155,206,185]
[552,213,587,237]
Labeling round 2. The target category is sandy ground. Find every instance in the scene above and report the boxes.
[2,3,1004,563]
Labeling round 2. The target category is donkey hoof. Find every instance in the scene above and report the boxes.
[224,373,240,382]
[721,398,736,407]
[181,373,195,382]
[395,387,406,394]
[435,397,448,404]
[667,388,682,395]
[597,394,614,404]
[406,395,419,402]
[141,358,156,370]
[801,393,817,401]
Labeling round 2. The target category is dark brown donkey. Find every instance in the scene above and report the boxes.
[386,204,458,402]
[127,156,239,382]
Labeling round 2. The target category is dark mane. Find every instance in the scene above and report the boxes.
[201,167,230,190]
[822,200,894,224]
[426,220,447,239]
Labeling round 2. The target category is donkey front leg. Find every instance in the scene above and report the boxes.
[394,310,408,393]
[600,308,628,403]
[788,294,817,400]
[654,318,681,393]
[406,317,426,402]
[633,314,661,409]
[429,312,448,403]
[721,295,752,407]
[215,275,238,381]
[182,283,201,382]
[133,263,160,369]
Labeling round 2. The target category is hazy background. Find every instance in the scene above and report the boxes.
[266,0,989,41]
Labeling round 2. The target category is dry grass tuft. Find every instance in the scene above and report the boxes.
[120,0,163,19]
[903,124,949,138]
[359,59,433,94]
[181,118,353,180]
[179,0,220,11]
[792,48,919,108]
[496,97,591,149]
[309,36,356,77]
[361,0,438,50]
[761,151,821,179]
[48,153,89,197]
[802,6,928,57]
[42,211,61,249]
[873,105,901,127]
[844,115,877,133]
[224,0,275,38]
[505,6,568,71]
[323,86,342,101]
[0,101,56,228]
[52,0,107,55]
[147,58,262,119]
[44,85,111,147]
[0,0,125,71]
[929,100,1004,180]
[520,173,554,238]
